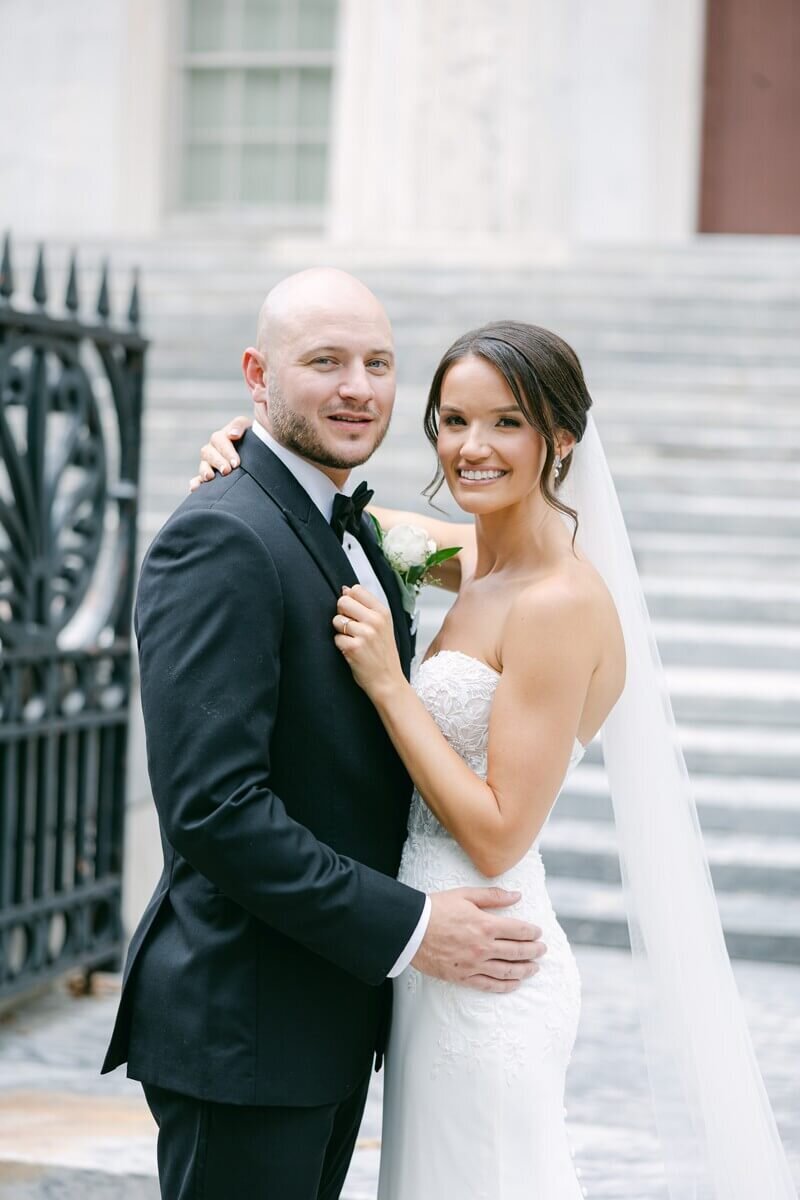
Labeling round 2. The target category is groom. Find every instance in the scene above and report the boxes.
[103,269,544,1199]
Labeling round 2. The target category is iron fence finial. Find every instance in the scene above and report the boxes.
[128,268,140,327]
[0,232,13,301]
[33,244,48,307]
[97,259,111,321]
[65,251,80,314]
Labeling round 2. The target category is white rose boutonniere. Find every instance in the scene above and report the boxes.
[370,517,461,619]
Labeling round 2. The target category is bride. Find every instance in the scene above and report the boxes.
[193,322,796,1198]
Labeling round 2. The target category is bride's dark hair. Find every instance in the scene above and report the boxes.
[423,321,593,535]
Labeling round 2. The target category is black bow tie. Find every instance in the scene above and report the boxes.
[330,480,375,543]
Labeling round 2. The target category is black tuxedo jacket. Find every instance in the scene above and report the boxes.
[102,432,425,1106]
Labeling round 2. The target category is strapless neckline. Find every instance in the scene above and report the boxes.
[421,648,500,676]
[418,649,587,753]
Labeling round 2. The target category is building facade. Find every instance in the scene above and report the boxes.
[3,0,797,257]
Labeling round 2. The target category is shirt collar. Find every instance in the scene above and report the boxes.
[252,420,353,522]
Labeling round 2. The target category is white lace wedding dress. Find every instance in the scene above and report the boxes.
[378,650,588,1200]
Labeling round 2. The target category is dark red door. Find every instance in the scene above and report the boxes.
[700,0,800,234]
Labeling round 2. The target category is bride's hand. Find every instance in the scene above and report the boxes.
[189,416,252,492]
[334,586,405,700]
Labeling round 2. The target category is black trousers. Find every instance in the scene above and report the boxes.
[143,1072,372,1200]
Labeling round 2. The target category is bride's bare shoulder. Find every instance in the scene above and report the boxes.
[501,556,621,658]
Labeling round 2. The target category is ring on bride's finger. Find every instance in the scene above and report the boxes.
[341,618,351,637]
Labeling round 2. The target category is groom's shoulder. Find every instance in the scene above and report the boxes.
[148,469,283,562]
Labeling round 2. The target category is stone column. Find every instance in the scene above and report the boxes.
[327,0,707,253]
[328,0,572,253]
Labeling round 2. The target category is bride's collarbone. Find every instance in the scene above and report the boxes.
[424,601,506,674]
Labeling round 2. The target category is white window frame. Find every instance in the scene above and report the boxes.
[165,0,338,231]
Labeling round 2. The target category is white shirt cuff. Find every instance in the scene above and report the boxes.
[387,896,431,978]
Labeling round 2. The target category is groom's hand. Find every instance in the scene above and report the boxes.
[411,888,546,993]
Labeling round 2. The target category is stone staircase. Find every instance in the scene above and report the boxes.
[9,235,800,962]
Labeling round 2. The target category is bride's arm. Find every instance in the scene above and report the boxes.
[335,583,595,877]
[189,418,477,591]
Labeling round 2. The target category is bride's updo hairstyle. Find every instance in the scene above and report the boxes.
[423,321,592,535]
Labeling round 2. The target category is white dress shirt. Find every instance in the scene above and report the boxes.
[252,421,431,977]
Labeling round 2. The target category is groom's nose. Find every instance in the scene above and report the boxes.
[338,364,375,403]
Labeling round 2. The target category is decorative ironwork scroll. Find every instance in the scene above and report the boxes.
[0,235,146,1000]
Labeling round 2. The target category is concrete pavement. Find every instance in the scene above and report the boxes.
[1,946,798,1198]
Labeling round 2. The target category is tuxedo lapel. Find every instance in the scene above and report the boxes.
[237,432,358,599]
[238,431,414,672]
[358,515,414,674]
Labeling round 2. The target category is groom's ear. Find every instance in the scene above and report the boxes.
[243,348,268,402]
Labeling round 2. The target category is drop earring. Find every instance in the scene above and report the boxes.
[554,454,562,479]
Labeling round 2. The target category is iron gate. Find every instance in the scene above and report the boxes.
[0,235,146,1000]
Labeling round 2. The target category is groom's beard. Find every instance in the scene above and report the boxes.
[267,378,391,471]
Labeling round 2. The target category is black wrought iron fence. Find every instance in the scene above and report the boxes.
[0,235,146,1001]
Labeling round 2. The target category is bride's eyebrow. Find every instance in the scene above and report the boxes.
[439,404,521,414]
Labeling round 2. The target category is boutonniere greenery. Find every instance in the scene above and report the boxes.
[369,517,461,617]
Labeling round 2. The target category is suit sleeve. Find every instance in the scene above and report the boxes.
[135,504,425,986]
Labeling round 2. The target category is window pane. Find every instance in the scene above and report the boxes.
[243,70,284,132]
[296,144,327,204]
[297,0,338,50]
[186,0,226,51]
[242,0,285,49]
[183,144,228,205]
[241,145,293,204]
[186,70,232,135]
[297,69,331,130]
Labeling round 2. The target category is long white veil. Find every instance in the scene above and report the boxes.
[559,414,796,1198]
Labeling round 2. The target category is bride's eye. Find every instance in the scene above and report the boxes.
[497,417,521,427]
[442,415,466,426]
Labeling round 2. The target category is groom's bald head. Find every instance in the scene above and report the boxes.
[242,269,395,484]
[256,268,392,360]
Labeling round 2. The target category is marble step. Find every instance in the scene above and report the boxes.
[546,877,800,964]
[644,623,800,673]
[540,817,800,897]
[558,764,800,836]
[641,576,800,625]
[23,249,800,299]
[632,538,800,581]
[658,667,800,726]
[580,722,800,781]
[614,496,800,539]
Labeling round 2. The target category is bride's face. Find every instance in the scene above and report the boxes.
[436,355,548,515]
